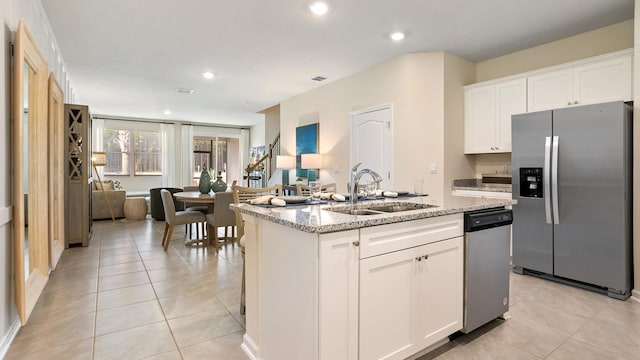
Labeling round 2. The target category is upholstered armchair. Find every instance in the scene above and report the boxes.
[92,180,126,220]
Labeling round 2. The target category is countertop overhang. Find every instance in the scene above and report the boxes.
[232,195,515,234]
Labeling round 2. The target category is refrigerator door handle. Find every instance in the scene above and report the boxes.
[544,136,552,224]
[552,135,560,224]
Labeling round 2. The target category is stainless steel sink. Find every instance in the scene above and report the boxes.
[339,209,386,216]
[327,203,436,216]
[368,205,423,213]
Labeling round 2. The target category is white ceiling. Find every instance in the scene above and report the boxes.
[41,0,634,127]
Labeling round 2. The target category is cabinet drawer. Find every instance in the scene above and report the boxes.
[359,214,463,259]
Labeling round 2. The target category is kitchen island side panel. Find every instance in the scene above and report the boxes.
[258,219,320,360]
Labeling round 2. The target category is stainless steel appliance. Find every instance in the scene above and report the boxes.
[462,208,512,334]
[511,101,632,300]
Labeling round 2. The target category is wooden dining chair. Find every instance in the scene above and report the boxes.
[205,191,236,252]
[160,189,206,251]
[296,182,337,196]
[232,184,282,315]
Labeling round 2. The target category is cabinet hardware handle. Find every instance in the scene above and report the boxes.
[574,101,578,105]
[495,147,499,150]
[416,256,422,261]
[567,101,571,105]
[423,255,429,260]
[352,240,360,246]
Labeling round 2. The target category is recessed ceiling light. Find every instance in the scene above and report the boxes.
[202,71,214,79]
[309,2,328,15]
[311,76,327,82]
[163,110,172,115]
[390,32,405,41]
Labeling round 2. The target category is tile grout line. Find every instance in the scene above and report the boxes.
[92,230,104,360]
[135,222,186,359]
[557,303,636,360]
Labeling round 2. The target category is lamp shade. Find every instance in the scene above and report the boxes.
[301,153,323,169]
[92,151,107,167]
[276,155,296,169]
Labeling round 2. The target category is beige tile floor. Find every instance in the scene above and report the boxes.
[6,218,640,359]
[418,266,640,360]
[6,219,247,360]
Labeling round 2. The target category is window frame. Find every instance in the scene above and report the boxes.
[133,130,162,176]
[192,136,229,184]
[103,128,162,176]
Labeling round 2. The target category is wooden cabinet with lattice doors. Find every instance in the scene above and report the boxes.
[64,104,92,246]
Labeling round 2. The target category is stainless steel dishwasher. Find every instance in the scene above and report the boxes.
[461,208,513,334]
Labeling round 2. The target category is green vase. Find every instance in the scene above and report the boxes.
[198,169,211,194]
[212,172,227,192]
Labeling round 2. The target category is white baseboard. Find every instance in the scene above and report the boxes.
[631,289,640,302]
[0,206,12,227]
[0,318,21,359]
[241,333,260,360]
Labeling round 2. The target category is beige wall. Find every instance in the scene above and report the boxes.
[281,53,413,195]
[261,105,281,151]
[443,53,476,194]
[397,53,446,202]
[473,153,512,177]
[280,52,476,202]
[633,0,639,298]
[476,20,634,82]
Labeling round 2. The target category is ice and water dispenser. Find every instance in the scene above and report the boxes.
[519,168,543,198]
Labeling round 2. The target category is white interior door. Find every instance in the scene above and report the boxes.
[350,105,392,189]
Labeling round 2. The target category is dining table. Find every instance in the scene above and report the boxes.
[172,191,216,246]
[173,191,216,212]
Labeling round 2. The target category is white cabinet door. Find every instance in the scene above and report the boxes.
[414,237,463,349]
[319,230,359,360]
[464,85,496,154]
[573,55,632,105]
[495,79,527,152]
[528,53,632,112]
[359,246,417,360]
[359,236,464,360]
[464,78,526,154]
[527,69,573,112]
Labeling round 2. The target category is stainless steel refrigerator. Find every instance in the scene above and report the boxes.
[511,101,632,300]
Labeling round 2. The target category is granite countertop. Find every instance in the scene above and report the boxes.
[232,195,514,234]
[452,179,512,193]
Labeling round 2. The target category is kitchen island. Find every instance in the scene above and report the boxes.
[235,195,514,360]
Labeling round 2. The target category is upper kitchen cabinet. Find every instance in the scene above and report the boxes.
[527,69,572,112]
[528,51,632,112]
[465,49,633,154]
[464,78,526,154]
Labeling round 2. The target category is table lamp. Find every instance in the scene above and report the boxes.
[301,153,323,183]
[92,151,115,222]
[276,155,296,185]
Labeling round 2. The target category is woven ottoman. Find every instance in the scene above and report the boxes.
[124,197,148,220]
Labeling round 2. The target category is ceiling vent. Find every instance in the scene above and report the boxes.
[311,76,327,82]
[176,87,195,95]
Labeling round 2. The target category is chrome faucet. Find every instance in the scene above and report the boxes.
[350,163,383,204]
